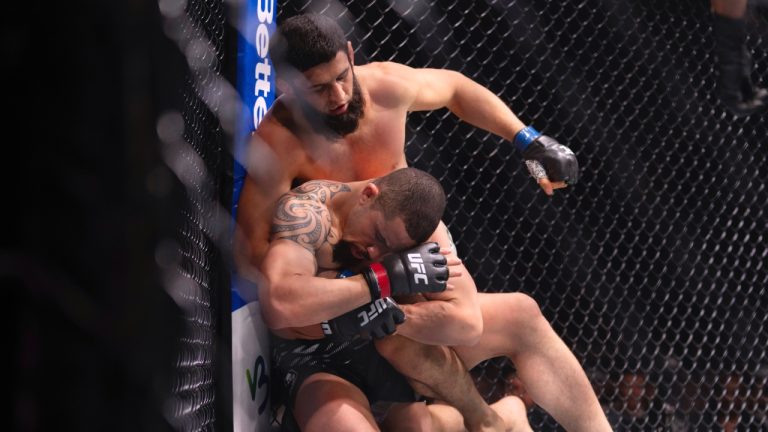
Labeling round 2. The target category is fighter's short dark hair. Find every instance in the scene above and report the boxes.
[372,168,446,244]
[271,14,347,74]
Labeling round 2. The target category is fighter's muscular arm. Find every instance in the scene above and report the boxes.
[371,62,526,143]
[259,188,372,329]
[234,115,305,276]
[392,221,484,347]
[368,62,566,195]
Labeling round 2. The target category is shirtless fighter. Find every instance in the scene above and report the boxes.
[237,13,610,432]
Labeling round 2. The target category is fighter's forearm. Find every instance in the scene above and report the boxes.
[232,224,271,281]
[235,175,285,273]
[261,275,372,329]
[446,73,526,142]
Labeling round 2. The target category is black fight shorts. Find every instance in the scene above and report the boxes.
[271,335,417,410]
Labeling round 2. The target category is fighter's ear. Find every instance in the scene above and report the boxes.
[360,182,380,204]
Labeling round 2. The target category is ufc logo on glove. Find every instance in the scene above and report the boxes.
[407,253,428,284]
[358,298,389,326]
[362,242,448,300]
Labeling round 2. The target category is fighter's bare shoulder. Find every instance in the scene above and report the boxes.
[255,98,303,147]
[289,179,350,198]
[357,61,421,109]
[250,97,309,167]
[270,180,350,252]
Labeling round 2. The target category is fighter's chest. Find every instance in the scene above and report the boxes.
[300,117,407,181]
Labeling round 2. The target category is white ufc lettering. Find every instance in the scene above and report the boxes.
[358,299,388,327]
[407,253,423,263]
[408,253,428,285]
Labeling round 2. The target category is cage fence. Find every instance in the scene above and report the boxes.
[168,0,768,430]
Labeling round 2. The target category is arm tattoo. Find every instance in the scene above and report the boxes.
[271,181,351,253]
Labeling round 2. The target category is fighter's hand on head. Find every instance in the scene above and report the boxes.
[514,126,579,196]
[322,297,406,340]
[363,242,449,300]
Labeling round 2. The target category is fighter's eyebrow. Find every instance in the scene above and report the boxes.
[309,67,349,90]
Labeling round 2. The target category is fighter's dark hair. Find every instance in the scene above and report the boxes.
[271,14,347,74]
[372,168,446,244]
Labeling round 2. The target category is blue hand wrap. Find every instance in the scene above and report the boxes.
[513,126,541,152]
[337,269,356,279]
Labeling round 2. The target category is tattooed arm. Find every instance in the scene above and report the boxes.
[259,181,372,330]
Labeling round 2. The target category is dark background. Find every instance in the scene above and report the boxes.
[4,1,223,431]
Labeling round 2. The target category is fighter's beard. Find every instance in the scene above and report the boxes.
[300,75,365,139]
[332,240,369,272]
[324,77,364,137]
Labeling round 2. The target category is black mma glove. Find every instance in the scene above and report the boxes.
[321,297,406,340]
[514,126,579,184]
[362,242,449,301]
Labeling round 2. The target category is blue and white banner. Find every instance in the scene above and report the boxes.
[232,0,276,430]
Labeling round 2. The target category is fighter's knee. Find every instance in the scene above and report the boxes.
[506,292,545,324]
[295,375,377,432]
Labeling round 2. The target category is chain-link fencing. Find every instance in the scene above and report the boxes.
[158,0,767,430]
[275,1,768,430]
